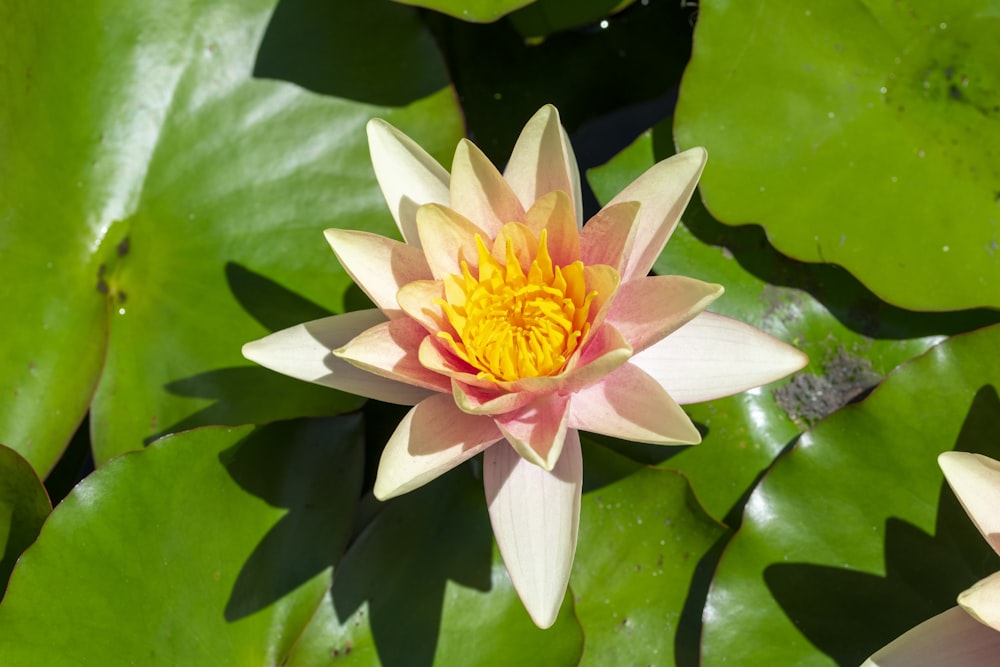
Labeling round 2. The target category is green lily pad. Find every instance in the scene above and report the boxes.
[508,0,636,39]
[701,324,1000,666]
[0,416,363,664]
[573,441,728,666]
[393,0,535,22]
[0,445,50,594]
[0,0,462,474]
[587,122,997,519]
[674,0,1000,311]
[285,462,584,666]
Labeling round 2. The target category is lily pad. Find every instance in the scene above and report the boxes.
[0,445,50,595]
[285,462,584,666]
[572,441,727,666]
[674,0,1000,311]
[393,0,535,22]
[508,0,636,39]
[586,123,996,519]
[0,0,462,474]
[0,417,363,664]
[701,324,1000,666]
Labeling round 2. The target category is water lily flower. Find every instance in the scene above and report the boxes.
[243,105,807,628]
[862,452,1000,666]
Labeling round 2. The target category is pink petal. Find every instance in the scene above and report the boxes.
[374,394,502,500]
[324,228,432,317]
[939,452,1000,556]
[415,204,487,279]
[522,190,581,267]
[449,138,525,237]
[333,318,450,393]
[484,432,582,629]
[630,311,808,405]
[579,200,640,273]
[503,105,582,226]
[453,380,539,415]
[568,361,701,444]
[417,336,494,389]
[862,606,1000,667]
[242,311,433,405]
[605,275,723,354]
[605,147,707,281]
[367,119,451,246]
[959,571,1000,633]
[396,279,449,335]
[494,393,571,470]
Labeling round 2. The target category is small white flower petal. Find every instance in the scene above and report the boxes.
[862,606,1000,666]
[503,104,582,226]
[484,432,582,629]
[367,118,451,246]
[939,452,1000,556]
[605,146,707,281]
[630,311,808,405]
[242,311,433,405]
[959,571,1000,632]
[374,393,502,500]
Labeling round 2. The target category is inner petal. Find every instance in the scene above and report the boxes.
[436,230,601,383]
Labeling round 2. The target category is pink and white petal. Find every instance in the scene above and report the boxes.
[367,118,451,246]
[484,432,582,629]
[939,452,1000,555]
[333,318,450,393]
[631,311,808,405]
[605,147,707,281]
[861,606,1000,667]
[494,393,571,470]
[418,336,495,389]
[324,228,431,317]
[555,323,633,393]
[450,139,526,236]
[242,310,433,405]
[374,394,502,500]
[453,380,539,416]
[605,275,724,354]
[582,263,622,333]
[396,279,449,335]
[568,361,701,444]
[579,200,640,272]
[503,105,582,225]
[522,190,581,267]
[959,571,1000,632]
[415,204,487,279]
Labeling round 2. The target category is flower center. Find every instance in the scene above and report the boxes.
[437,230,596,382]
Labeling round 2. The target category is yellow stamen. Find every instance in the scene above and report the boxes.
[437,230,597,382]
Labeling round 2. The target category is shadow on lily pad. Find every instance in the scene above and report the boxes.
[764,385,1000,665]
[254,0,449,106]
[221,416,364,621]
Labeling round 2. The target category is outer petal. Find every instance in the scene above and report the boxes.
[374,394,502,500]
[242,310,433,405]
[605,147,707,281]
[959,571,1000,632]
[450,138,525,237]
[367,118,451,246]
[579,200,640,273]
[493,393,571,470]
[630,311,808,405]
[604,275,723,354]
[503,105,583,226]
[415,204,486,279]
[333,318,450,393]
[484,432,582,629]
[568,361,702,444]
[862,606,1000,667]
[939,452,1000,555]
[324,228,431,317]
